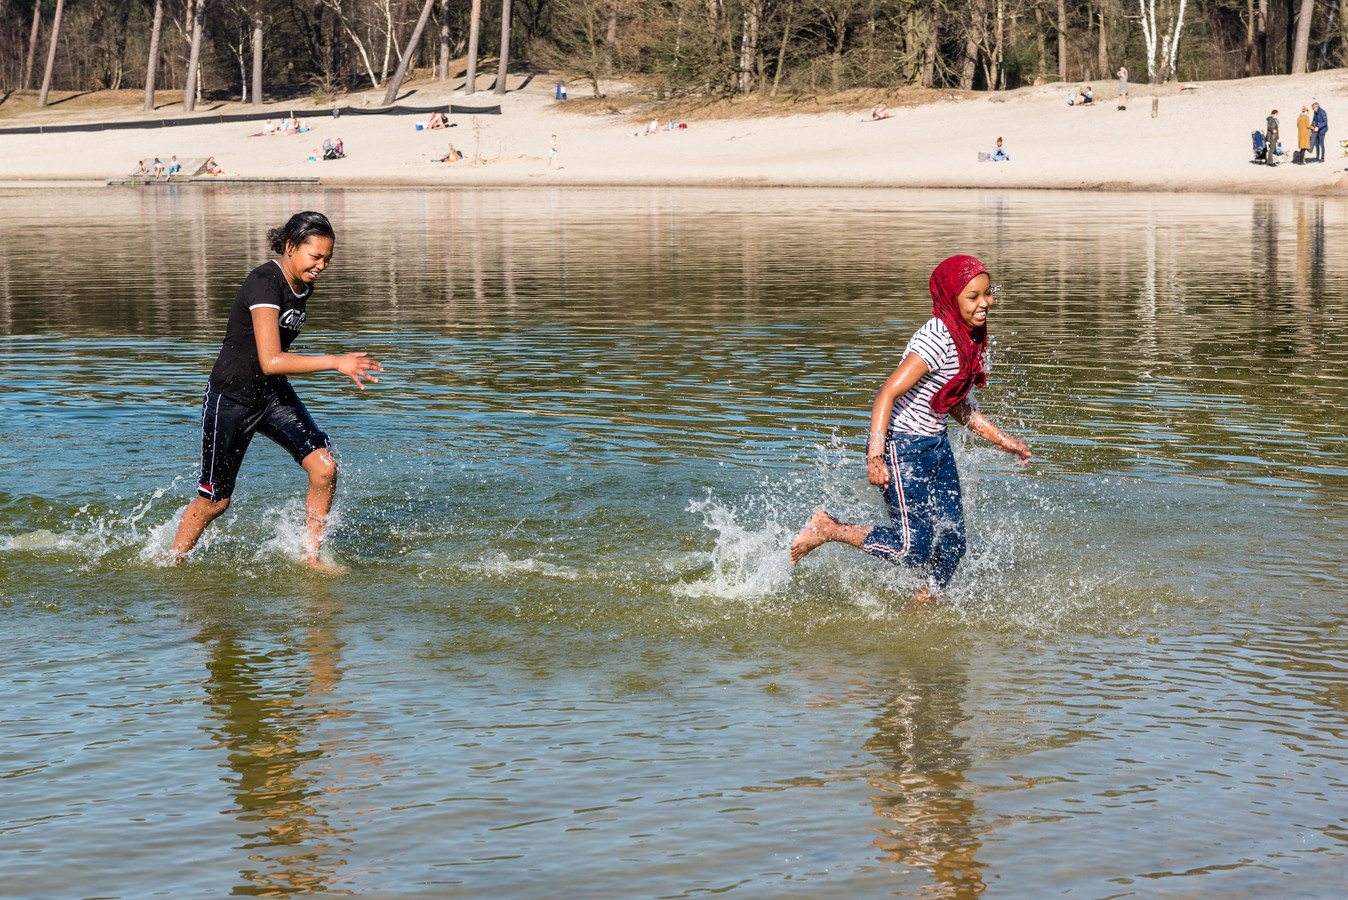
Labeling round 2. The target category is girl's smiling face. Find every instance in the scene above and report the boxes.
[282,236,334,286]
[957,273,995,328]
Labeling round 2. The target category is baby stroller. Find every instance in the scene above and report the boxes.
[1251,130,1267,163]
[322,138,344,160]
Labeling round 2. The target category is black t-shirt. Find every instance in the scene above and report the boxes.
[209,261,312,406]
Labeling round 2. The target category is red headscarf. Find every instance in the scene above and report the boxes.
[927,255,990,414]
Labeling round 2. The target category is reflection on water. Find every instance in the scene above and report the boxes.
[2,187,1348,898]
[189,589,360,895]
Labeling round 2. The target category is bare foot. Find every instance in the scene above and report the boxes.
[303,557,349,575]
[790,510,840,564]
[905,585,939,610]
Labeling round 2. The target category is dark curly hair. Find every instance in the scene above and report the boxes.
[266,211,335,255]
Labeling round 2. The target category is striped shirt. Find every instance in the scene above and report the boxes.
[887,318,977,436]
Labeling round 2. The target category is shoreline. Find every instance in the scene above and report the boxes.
[3,70,1347,195]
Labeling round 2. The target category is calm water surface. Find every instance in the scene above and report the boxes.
[2,187,1346,898]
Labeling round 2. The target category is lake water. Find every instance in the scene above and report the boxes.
[2,186,1346,899]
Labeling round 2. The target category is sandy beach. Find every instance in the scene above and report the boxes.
[3,69,1347,192]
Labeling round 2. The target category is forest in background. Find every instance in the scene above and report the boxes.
[2,0,1345,110]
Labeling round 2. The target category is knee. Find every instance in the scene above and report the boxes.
[193,495,230,520]
[305,449,338,486]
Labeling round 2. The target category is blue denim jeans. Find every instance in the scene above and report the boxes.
[861,432,967,590]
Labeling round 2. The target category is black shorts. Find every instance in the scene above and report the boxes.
[197,382,330,501]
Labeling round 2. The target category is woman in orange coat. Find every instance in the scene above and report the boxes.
[1297,107,1312,163]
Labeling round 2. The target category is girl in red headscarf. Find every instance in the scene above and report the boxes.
[789,256,1031,603]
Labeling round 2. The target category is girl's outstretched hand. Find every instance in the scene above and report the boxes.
[867,454,890,486]
[1005,439,1032,467]
[335,352,382,389]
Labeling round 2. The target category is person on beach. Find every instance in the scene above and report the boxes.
[152,158,165,177]
[548,134,559,170]
[135,160,149,175]
[1311,102,1328,163]
[1116,68,1128,110]
[166,155,181,176]
[991,137,1009,161]
[1297,107,1311,164]
[169,211,382,571]
[1266,110,1280,166]
[205,156,227,175]
[789,256,1031,604]
[867,102,891,120]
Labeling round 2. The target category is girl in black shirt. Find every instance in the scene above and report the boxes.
[169,211,381,571]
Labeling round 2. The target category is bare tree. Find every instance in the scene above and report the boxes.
[145,0,165,109]
[184,0,207,111]
[1289,0,1313,72]
[440,0,452,81]
[1139,0,1187,83]
[251,0,265,104]
[466,0,482,92]
[1056,0,1066,80]
[960,0,991,89]
[494,0,514,93]
[382,0,437,104]
[37,0,65,107]
[24,0,42,90]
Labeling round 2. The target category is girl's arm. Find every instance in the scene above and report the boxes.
[866,354,930,486]
[951,401,1031,464]
[252,307,382,389]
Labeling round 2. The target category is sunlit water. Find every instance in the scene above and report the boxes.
[2,186,1346,898]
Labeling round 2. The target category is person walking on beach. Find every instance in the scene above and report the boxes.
[169,211,382,571]
[1311,102,1328,163]
[1116,68,1128,110]
[548,134,559,171]
[789,256,1031,605]
[1266,109,1280,166]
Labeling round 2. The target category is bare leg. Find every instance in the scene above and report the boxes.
[300,448,346,573]
[169,495,230,561]
[789,510,870,564]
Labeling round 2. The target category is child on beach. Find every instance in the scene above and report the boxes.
[168,211,382,571]
[789,255,1031,604]
[548,134,559,170]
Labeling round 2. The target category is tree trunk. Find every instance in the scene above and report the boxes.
[465,0,482,92]
[493,0,513,94]
[144,0,163,110]
[37,0,65,107]
[382,0,437,105]
[604,3,618,76]
[770,0,794,96]
[184,0,206,111]
[1056,0,1067,81]
[959,0,989,90]
[994,0,1005,89]
[1284,0,1294,73]
[1256,0,1269,74]
[922,6,941,87]
[24,0,41,91]
[1034,5,1046,81]
[1319,0,1340,70]
[1290,0,1314,72]
[313,0,325,69]
[1096,5,1107,76]
[251,0,264,105]
[439,0,451,81]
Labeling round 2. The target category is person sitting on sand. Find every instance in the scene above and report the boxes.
[1068,86,1093,106]
[261,119,278,135]
[205,157,227,175]
[428,112,448,130]
[788,256,1031,606]
[990,137,1009,161]
[439,144,461,162]
[868,102,891,120]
